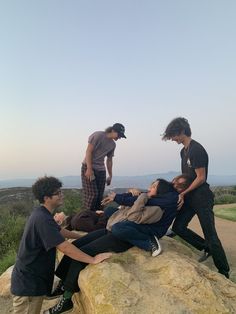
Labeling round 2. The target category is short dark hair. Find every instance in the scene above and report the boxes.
[156,178,174,196]
[173,174,192,191]
[32,176,62,203]
[162,117,191,140]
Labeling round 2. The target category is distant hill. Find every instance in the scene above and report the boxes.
[0,172,236,189]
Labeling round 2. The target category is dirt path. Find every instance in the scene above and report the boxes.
[189,216,236,281]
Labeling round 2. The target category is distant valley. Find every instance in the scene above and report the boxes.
[1,172,236,189]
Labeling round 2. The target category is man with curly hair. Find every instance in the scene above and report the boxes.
[162,117,230,278]
[11,176,111,314]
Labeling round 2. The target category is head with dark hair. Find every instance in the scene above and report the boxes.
[105,123,126,140]
[172,174,192,193]
[32,176,62,203]
[148,178,174,197]
[162,117,191,141]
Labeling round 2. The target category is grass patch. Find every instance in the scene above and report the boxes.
[214,205,236,222]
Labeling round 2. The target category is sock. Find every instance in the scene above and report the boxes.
[63,290,73,300]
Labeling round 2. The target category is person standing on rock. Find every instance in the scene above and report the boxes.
[11,176,111,314]
[81,123,126,211]
[162,117,230,278]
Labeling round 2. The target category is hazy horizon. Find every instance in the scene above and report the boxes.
[1,1,236,180]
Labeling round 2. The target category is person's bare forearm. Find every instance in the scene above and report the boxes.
[106,158,113,177]
[182,176,205,196]
[60,228,80,239]
[57,241,95,264]
[85,149,93,171]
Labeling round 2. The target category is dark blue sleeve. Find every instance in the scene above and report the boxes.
[114,192,178,208]
[114,193,138,206]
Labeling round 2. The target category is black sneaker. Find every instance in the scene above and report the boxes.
[198,251,212,263]
[150,236,162,257]
[46,280,65,300]
[219,270,230,279]
[43,297,73,314]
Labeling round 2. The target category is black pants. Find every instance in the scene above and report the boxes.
[55,229,132,292]
[172,205,230,274]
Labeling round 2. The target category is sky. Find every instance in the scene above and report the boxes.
[1,0,236,180]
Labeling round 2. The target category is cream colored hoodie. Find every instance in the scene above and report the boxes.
[106,193,163,231]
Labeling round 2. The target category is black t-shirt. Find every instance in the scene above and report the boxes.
[181,139,208,181]
[181,139,214,208]
[11,206,65,296]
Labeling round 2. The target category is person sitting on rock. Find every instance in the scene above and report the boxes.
[43,175,190,314]
[11,176,111,314]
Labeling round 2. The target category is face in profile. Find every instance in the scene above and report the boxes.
[147,180,159,197]
[170,132,185,144]
[172,177,187,193]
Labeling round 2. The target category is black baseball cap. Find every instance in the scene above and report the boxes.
[112,123,126,138]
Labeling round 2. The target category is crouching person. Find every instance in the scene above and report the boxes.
[11,176,111,314]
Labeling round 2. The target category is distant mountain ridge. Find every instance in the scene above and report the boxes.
[1,172,236,189]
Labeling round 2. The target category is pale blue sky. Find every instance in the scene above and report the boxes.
[1,1,236,179]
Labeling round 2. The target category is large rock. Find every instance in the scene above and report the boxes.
[74,237,236,314]
[0,265,14,297]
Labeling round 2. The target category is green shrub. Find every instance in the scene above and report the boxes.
[215,194,236,204]
[0,249,16,275]
[60,189,83,215]
[0,213,26,259]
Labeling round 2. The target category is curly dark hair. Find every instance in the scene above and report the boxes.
[32,176,62,203]
[162,117,192,140]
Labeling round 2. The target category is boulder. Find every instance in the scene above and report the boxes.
[0,265,14,297]
[73,237,236,314]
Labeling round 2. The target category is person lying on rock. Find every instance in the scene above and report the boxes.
[43,175,190,314]
[101,175,191,257]
[10,176,112,314]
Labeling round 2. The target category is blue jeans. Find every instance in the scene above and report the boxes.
[111,221,154,251]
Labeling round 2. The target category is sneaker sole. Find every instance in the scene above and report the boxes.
[43,307,73,314]
[152,236,162,257]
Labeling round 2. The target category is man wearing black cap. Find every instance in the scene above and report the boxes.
[81,123,126,211]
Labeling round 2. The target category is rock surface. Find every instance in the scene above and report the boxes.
[74,237,236,314]
[1,237,236,313]
[0,265,13,297]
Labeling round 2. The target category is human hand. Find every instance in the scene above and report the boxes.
[85,168,95,181]
[101,192,116,206]
[128,188,141,196]
[106,176,112,186]
[177,193,185,210]
[54,212,66,225]
[96,210,104,215]
[93,252,112,264]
